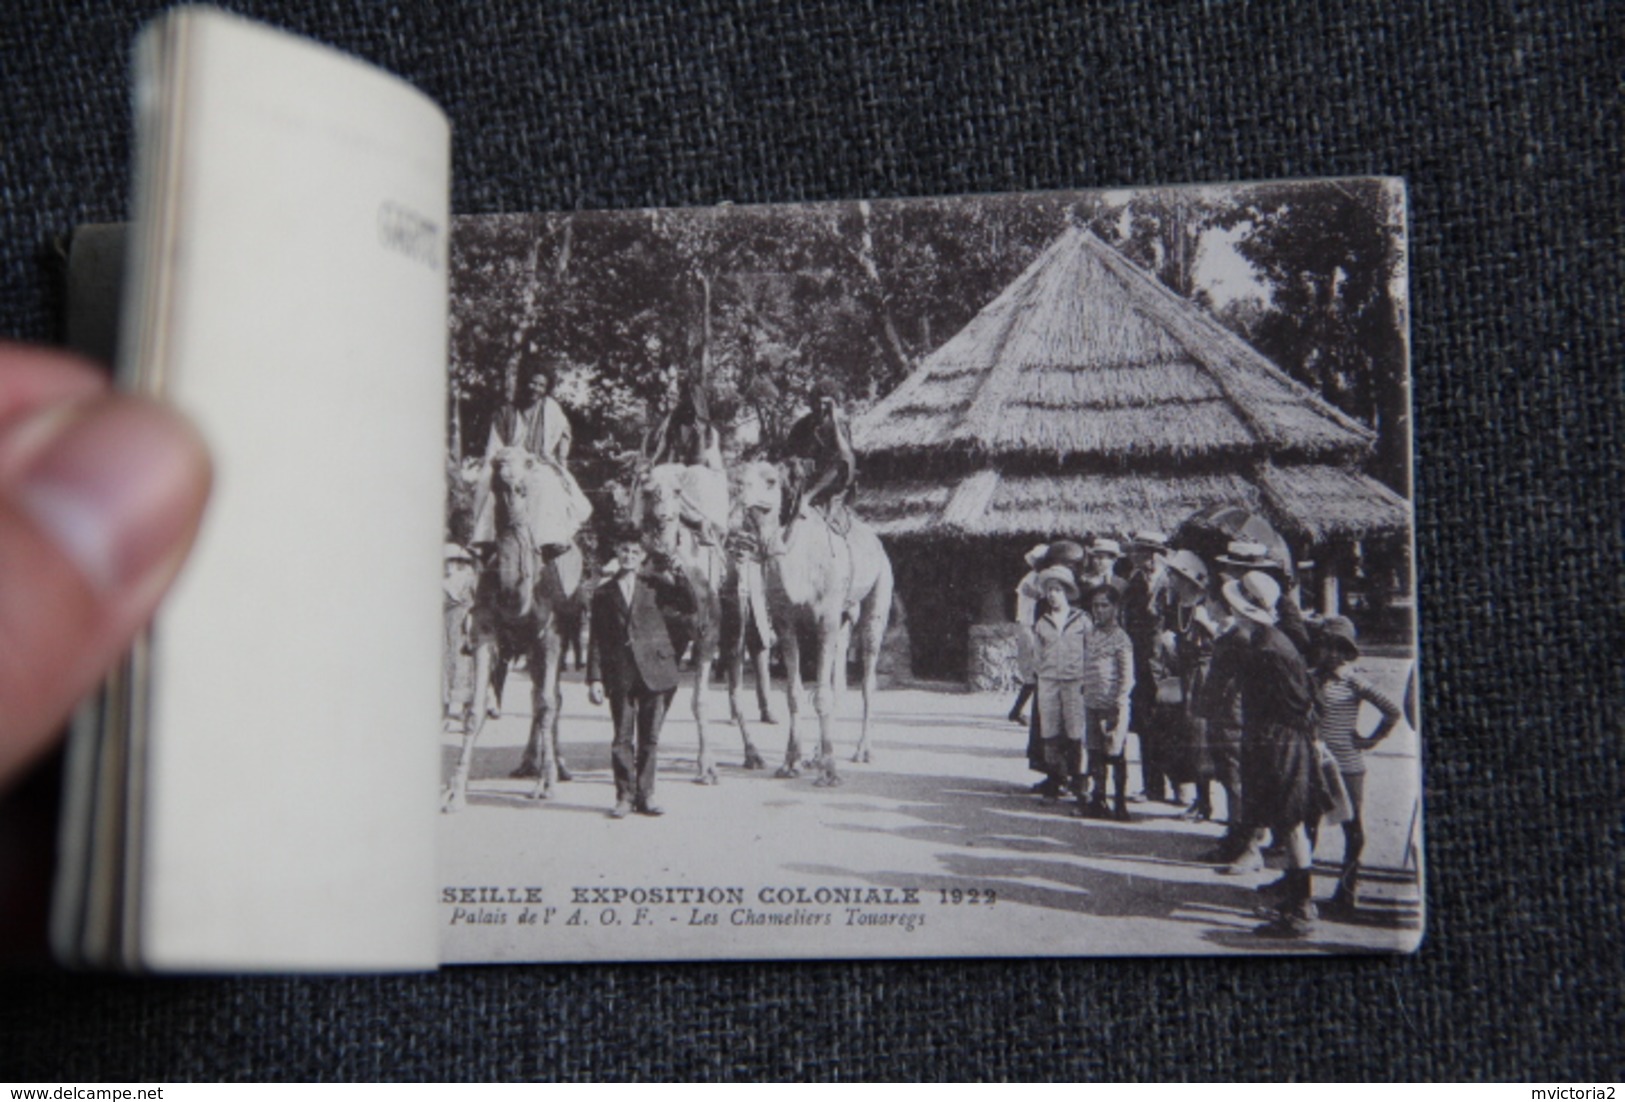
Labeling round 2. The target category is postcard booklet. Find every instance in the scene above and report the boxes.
[52,8,1422,971]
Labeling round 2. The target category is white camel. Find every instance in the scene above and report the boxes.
[735,461,894,785]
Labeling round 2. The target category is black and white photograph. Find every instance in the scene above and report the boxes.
[437,178,1421,959]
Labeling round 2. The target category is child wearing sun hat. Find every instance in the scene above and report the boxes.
[1028,565,1091,799]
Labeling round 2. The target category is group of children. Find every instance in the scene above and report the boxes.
[1014,538,1138,821]
[1011,529,1407,938]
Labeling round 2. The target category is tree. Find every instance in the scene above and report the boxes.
[446,186,1410,492]
[1087,182,1411,492]
[1089,189,1227,302]
[1218,180,1410,490]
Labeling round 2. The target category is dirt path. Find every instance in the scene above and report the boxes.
[439,658,1422,962]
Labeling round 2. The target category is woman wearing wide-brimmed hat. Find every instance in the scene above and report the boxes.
[1164,549,1228,823]
[1213,570,1322,938]
[1215,538,1308,657]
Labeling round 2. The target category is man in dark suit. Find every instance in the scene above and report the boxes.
[587,527,694,818]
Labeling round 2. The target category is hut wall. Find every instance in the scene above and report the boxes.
[967,624,1023,692]
[873,593,911,685]
[886,539,978,681]
[883,536,1033,685]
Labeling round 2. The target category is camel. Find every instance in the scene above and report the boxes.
[638,463,770,783]
[735,461,894,786]
[442,446,586,811]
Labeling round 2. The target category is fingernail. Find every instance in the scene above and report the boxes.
[9,400,208,593]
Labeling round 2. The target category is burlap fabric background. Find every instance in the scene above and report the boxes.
[2,0,1619,1082]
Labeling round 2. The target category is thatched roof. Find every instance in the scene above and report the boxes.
[1256,463,1412,544]
[857,465,1410,546]
[852,226,1375,464]
[863,469,1259,539]
[850,225,1408,547]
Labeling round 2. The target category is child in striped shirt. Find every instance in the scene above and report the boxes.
[1313,616,1403,916]
[1078,577,1136,821]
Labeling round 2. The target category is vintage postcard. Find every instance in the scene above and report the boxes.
[437,179,1421,960]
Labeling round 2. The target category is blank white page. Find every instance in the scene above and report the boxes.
[127,9,448,971]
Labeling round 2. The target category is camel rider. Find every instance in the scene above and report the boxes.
[741,374,784,460]
[638,376,728,550]
[782,377,857,531]
[490,368,572,467]
[646,374,723,471]
[474,367,592,553]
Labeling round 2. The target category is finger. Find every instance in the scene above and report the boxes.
[0,342,110,424]
[0,396,211,787]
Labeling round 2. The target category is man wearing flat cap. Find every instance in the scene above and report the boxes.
[1077,537,1121,597]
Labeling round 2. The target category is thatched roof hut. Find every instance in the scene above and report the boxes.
[853,225,1408,548]
[851,225,1411,682]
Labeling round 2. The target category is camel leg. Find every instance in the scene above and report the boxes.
[504,651,551,779]
[693,656,720,785]
[720,579,756,765]
[835,618,852,736]
[551,612,576,782]
[487,651,507,721]
[745,647,771,763]
[854,631,880,765]
[841,615,865,764]
[527,629,562,800]
[776,629,805,778]
[551,680,572,782]
[512,655,541,779]
[724,631,766,771]
[442,641,494,812]
[754,646,779,724]
[853,571,891,764]
[812,620,842,787]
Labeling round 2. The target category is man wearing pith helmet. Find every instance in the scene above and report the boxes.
[1215,570,1322,938]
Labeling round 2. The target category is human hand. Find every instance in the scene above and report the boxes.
[0,343,210,791]
[588,681,605,706]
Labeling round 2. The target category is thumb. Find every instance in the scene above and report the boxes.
[0,396,210,786]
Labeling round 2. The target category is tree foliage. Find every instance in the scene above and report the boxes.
[448,182,1409,490]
